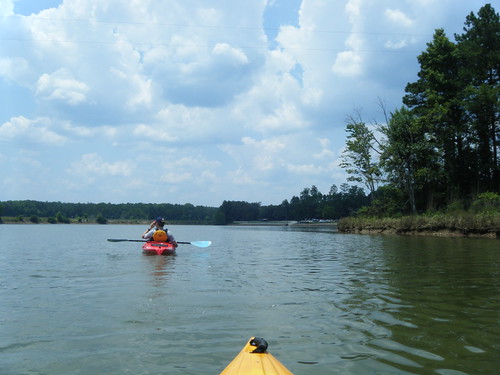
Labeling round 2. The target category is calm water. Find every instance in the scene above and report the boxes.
[1,224,499,374]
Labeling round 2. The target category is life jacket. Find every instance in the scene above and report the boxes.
[153,230,168,242]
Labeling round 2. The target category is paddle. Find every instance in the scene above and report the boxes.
[107,239,211,248]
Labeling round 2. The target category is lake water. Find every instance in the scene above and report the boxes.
[1,224,499,374]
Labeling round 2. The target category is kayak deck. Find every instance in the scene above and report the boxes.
[220,337,293,375]
[141,241,176,255]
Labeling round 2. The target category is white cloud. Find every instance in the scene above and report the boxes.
[36,68,89,105]
[313,138,335,159]
[332,50,363,77]
[385,9,414,27]
[0,0,14,16]
[287,163,324,175]
[0,57,30,83]
[68,153,134,184]
[257,102,309,133]
[0,116,67,145]
[212,43,249,65]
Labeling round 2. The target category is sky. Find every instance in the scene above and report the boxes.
[0,0,495,207]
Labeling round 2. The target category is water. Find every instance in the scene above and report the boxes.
[1,224,499,374]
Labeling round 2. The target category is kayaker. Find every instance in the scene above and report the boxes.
[142,217,178,247]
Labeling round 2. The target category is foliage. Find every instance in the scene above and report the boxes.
[379,107,436,214]
[340,115,381,196]
[355,185,405,217]
[405,5,499,202]
[56,211,70,224]
[29,215,40,224]
[471,192,500,213]
[215,183,369,224]
[0,200,218,224]
[1,181,370,225]
[338,209,500,235]
[96,213,108,224]
[219,200,261,224]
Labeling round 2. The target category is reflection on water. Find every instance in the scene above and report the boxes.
[143,254,176,288]
[0,224,498,375]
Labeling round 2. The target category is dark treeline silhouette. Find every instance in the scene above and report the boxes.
[215,183,369,224]
[0,201,216,224]
[0,182,368,224]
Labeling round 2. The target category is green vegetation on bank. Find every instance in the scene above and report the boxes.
[338,192,500,237]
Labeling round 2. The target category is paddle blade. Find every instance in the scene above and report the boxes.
[178,241,211,248]
[191,241,211,248]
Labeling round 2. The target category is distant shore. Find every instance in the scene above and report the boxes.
[2,216,498,239]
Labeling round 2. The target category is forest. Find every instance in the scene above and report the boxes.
[1,4,498,227]
[0,181,368,224]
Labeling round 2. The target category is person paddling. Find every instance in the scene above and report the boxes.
[142,217,178,247]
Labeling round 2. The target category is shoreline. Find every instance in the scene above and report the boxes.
[340,227,499,239]
[2,218,498,239]
[337,214,499,239]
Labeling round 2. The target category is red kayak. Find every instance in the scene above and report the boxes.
[142,241,176,255]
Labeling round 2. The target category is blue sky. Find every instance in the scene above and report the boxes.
[0,0,494,207]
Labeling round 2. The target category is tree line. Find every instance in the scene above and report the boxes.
[214,183,369,224]
[0,201,217,224]
[0,181,369,224]
[341,4,499,215]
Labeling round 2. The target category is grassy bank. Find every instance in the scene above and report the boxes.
[338,212,500,238]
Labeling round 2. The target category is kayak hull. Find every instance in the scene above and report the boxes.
[142,241,176,255]
[220,337,293,375]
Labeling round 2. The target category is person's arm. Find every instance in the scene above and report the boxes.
[168,230,178,247]
[142,222,156,239]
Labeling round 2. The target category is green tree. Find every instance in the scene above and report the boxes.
[380,107,436,214]
[404,28,471,204]
[213,210,227,225]
[455,4,500,192]
[340,114,382,197]
[96,213,108,224]
[56,211,70,223]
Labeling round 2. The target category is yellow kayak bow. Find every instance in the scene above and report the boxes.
[220,337,293,375]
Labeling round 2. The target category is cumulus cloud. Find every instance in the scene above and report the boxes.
[68,153,134,184]
[0,116,67,145]
[385,9,414,27]
[212,43,249,65]
[36,68,89,105]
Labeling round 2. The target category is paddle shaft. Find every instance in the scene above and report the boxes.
[107,239,211,247]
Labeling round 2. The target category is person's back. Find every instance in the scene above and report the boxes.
[142,217,177,247]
